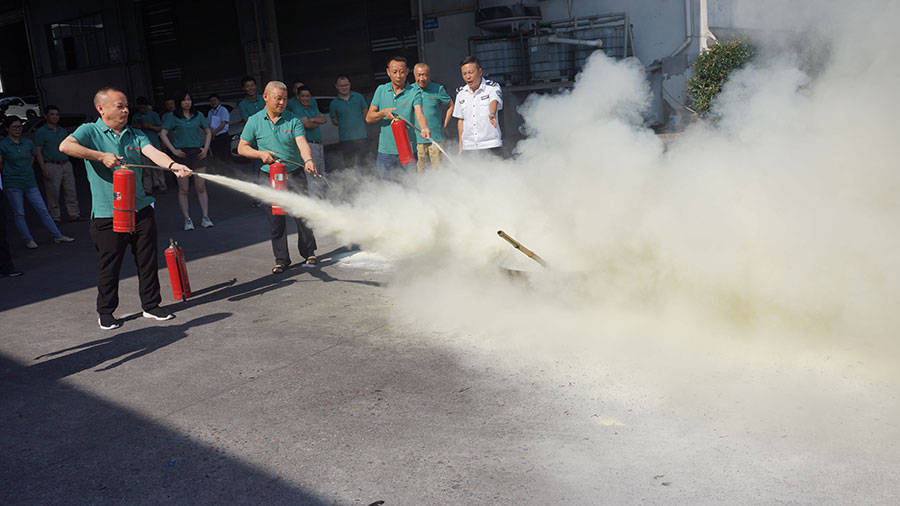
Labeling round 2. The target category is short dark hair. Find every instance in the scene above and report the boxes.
[3,115,22,130]
[135,96,150,106]
[459,56,481,68]
[297,85,311,94]
[241,75,256,85]
[387,55,408,67]
[335,75,350,83]
[44,104,61,114]
[93,87,126,106]
[208,93,220,101]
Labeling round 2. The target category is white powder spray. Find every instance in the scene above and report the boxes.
[202,1,900,498]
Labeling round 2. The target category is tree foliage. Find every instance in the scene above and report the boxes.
[686,39,756,114]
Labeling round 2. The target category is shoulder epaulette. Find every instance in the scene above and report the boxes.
[456,85,467,93]
[485,79,499,87]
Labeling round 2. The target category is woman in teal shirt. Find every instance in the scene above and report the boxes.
[0,116,74,248]
[161,90,213,231]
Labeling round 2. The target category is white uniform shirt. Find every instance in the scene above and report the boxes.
[453,78,503,150]
[208,105,230,137]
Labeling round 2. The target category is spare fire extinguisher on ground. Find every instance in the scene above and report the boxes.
[165,238,191,301]
[269,162,287,215]
[391,118,415,166]
[112,168,136,232]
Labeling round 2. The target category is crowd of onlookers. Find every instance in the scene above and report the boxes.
[0,54,503,280]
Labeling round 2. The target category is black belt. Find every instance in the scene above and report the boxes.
[308,140,321,144]
[46,160,67,164]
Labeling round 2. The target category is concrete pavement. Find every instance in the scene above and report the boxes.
[2,162,899,505]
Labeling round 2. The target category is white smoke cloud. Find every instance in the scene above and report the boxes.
[206,1,900,363]
[202,4,900,484]
[196,3,900,499]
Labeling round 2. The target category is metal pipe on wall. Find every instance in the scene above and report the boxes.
[668,0,693,58]
[418,0,426,62]
[699,0,716,51]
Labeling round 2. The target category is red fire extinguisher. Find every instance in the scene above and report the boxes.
[269,162,287,215]
[112,168,135,232]
[165,238,191,301]
[391,118,415,166]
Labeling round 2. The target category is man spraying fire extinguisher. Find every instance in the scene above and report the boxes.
[237,80,319,275]
[366,55,431,180]
[60,87,193,330]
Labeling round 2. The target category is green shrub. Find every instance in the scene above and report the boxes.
[686,39,756,114]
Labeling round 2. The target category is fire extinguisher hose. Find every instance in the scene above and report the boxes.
[390,112,456,165]
[273,157,331,186]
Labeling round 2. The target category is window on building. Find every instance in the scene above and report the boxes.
[47,14,109,72]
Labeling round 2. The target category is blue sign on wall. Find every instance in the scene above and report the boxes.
[424,17,438,30]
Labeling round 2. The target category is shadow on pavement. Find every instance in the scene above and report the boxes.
[161,245,382,313]
[17,313,232,381]
[0,351,340,505]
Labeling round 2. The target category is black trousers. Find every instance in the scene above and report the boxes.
[339,139,368,170]
[210,134,231,160]
[266,170,316,266]
[0,190,14,273]
[90,206,162,315]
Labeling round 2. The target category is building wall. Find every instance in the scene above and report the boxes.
[420,0,708,137]
[25,0,149,117]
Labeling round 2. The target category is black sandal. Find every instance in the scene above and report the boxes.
[272,264,287,274]
[302,256,318,267]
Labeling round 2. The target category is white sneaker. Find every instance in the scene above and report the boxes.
[184,218,194,231]
[54,235,75,244]
[200,216,214,228]
[25,240,38,249]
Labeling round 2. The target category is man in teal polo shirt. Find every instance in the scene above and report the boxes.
[287,78,319,116]
[365,56,431,179]
[34,105,83,221]
[239,75,266,206]
[238,75,266,125]
[291,86,328,197]
[132,96,167,194]
[237,81,320,273]
[330,75,368,170]
[60,87,192,330]
[413,63,453,173]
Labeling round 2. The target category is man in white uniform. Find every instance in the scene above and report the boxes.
[453,56,503,156]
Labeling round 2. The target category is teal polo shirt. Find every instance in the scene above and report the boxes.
[131,109,162,148]
[0,137,37,189]
[162,112,209,149]
[414,82,451,143]
[329,91,368,141]
[33,124,70,162]
[371,82,422,154]
[290,102,323,142]
[70,118,154,218]
[238,94,265,120]
[287,96,318,116]
[240,109,307,173]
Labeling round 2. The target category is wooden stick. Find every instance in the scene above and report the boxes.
[497,230,549,268]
